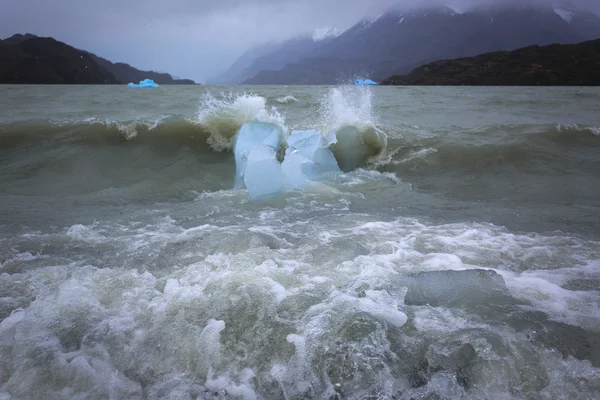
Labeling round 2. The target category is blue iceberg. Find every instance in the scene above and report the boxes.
[233,121,284,194]
[244,145,284,199]
[354,79,378,86]
[281,130,340,189]
[128,79,159,88]
[233,123,341,199]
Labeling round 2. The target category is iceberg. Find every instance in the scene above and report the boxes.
[354,79,378,86]
[331,126,385,172]
[233,123,341,199]
[244,145,284,199]
[281,130,340,189]
[233,121,284,191]
[128,79,159,88]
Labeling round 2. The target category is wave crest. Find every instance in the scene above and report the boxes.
[197,93,286,151]
[275,95,299,104]
[316,86,388,170]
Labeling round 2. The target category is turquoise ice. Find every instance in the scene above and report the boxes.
[127,79,159,88]
[244,145,284,199]
[281,130,340,189]
[233,121,284,192]
[233,123,340,199]
[354,79,378,86]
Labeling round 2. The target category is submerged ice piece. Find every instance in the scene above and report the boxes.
[281,130,340,189]
[233,121,284,198]
[330,126,386,172]
[128,79,159,88]
[244,144,284,199]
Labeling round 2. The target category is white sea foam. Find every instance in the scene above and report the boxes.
[275,95,299,104]
[198,92,286,151]
[2,204,599,398]
[395,147,438,164]
[556,123,600,136]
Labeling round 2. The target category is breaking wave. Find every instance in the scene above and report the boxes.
[197,92,286,151]
[384,122,600,174]
[275,95,299,104]
[315,86,388,170]
[0,88,390,175]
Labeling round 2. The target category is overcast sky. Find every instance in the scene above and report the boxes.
[1,0,599,82]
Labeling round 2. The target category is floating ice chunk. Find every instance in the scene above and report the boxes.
[127,78,159,88]
[244,145,284,199]
[281,130,340,189]
[404,269,516,312]
[233,125,340,199]
[233,121,284,189]
[330,126,369,171]
[354,79,378,86]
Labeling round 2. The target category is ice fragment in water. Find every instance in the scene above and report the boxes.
[354,79,378,86]
[281,130,340,189]
[127,78,159,88]
[233,121,284,189]
[244,145,284,199]
[233,124,341,198]
[404,269,515,312]
[331,126,385,172]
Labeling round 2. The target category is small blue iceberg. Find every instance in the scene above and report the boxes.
[128,79,159,88]
[354,79,378,86]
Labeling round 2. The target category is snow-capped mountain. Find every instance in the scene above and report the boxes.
[312,27,342,42]
[208,32,338,85]
[237,2,600,85]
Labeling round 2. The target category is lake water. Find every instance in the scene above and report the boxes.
[0,85,599,399]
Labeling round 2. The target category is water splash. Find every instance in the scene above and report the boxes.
[316,86,378,133]
[315,86,388,171]
[198,92,286,151]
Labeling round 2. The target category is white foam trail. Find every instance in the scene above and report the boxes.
[556,123,600,136]
[275,95,299,104]
[102,118,165,140]
[395,148,438,164]
[198,92,286,151]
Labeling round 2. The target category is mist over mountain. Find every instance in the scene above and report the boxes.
[213,1,600,85]
[208,32,340,85]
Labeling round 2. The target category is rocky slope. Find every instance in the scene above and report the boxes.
[380,39,600,86]
[0,34,196,85]
[0,36,119,84]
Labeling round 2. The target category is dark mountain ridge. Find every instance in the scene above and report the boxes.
[0,36,119,84]
[380,39,600,86]
[83,52,195,85]
[0,34,196,85]
[239,2,600,85]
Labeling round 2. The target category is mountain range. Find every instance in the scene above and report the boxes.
[212,1,600,85]
[0,34,196,85]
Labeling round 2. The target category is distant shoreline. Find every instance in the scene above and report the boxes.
[380,40,600,87]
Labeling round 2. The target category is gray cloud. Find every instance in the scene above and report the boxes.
[1,0,598,82]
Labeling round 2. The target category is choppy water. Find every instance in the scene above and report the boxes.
[0,85,599,399]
